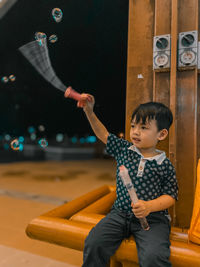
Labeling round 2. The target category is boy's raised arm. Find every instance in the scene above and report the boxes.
[82,94,109,144]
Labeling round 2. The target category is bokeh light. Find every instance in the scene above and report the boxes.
[10,139,20,151]
[38,138,48,148]
[1,76,9,83]
[56,133,64,142]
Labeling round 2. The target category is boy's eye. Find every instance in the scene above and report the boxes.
[141,126,148,130]
[131,125,135,128]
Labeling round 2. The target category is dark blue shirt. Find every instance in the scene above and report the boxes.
[106,133,178,216]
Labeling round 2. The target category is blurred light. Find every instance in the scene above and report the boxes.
[71,136,77,144]
[86,136,97,143]
[4,134,11,141]
[38,125,45,132]
[19,143,24,151]
[79,137,85,144]
[30,133,36,141]
[18,136,24,143]
[28,126,36,134]
[56,133,64,142]
[10,139,20,150]
[38,138,48,148]
[3,143,9,150]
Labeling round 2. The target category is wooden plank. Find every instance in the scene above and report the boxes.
[125,0,155,139]
[176,0,198,227]
[153,0,171,156]
[169,0,178,226]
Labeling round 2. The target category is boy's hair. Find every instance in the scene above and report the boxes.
[131,102,173,131]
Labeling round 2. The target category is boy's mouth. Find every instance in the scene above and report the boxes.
[133,137,141,143]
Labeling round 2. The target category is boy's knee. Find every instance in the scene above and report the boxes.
[84,229,103,250]
[141,247,171,267]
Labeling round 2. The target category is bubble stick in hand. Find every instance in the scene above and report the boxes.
[64,86,92,107]
[119,165,150,231]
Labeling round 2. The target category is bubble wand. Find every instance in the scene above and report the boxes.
[19,40,91,106]
[119,165,150,231]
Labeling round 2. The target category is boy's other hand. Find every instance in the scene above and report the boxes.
[131,200,151,218]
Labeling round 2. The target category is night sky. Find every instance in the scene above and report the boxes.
[0,0,128,137]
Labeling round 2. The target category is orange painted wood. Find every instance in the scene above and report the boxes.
[125,0,154,139]
[175,0,198,227]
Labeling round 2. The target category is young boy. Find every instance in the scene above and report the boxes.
[80,94,178,267]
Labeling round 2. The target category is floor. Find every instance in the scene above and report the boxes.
[0,158,116,266]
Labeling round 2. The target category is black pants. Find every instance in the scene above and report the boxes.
[82,207,171,267]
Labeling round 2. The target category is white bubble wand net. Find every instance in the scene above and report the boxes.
[119,165,150,231]
[18,40,91,105]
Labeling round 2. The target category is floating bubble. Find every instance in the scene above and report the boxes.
[35,32,47,46]
[52,8,63,23]
[38,138,48,148]
[9,74,16,82]
[49,34,58,43]
[10,139,20,151]
[1,76,9,83]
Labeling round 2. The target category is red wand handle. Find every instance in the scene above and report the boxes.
[64,86,82,101]
[64,86,92,107]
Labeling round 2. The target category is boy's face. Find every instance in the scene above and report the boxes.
[130,117,168,150]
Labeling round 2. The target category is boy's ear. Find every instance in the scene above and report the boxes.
[157,129,168,141]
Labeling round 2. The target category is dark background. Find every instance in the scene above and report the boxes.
[0,0,129,138]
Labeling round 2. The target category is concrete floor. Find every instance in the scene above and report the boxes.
[0,159,116,266]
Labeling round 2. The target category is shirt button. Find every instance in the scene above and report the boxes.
[139,166,143,170]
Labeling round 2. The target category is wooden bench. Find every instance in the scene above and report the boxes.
[26,185,200,266]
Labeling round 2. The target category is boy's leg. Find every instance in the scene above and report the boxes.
[132,213,171,267]
[82,208,126,267]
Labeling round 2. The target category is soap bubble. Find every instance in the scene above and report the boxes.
[52,8,63,23]
[1,76,9,83]
[35,32,47,46]
[10,139,20,151]
[38,138,48,148]
[49,34,58,43]
[9,74,16,82]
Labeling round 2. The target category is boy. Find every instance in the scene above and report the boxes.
[79,95,178,267]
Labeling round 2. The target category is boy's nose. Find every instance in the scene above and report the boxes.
[133,127,140,135]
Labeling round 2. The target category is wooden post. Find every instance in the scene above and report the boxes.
[126,0,200,227]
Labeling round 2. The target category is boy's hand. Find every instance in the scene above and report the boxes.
[131,200,151,218]
[77,94,95,113]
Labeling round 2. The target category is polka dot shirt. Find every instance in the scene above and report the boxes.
[106,133,178,216]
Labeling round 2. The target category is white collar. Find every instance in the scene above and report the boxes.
[128,145,166,165]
